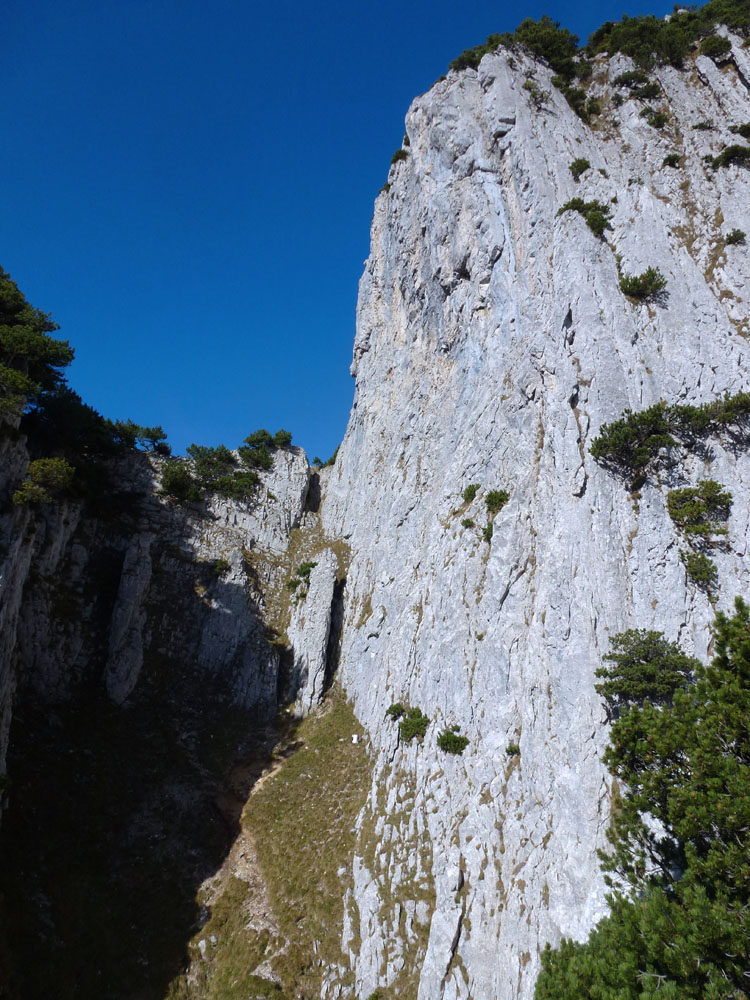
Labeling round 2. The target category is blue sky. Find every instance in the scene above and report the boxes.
[2,0,674,460]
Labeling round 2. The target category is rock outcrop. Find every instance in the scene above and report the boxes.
[321,30,750,1000]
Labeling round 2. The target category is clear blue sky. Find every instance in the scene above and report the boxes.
[2,0,674,460]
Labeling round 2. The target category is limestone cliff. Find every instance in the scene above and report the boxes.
[321,29,750,1000]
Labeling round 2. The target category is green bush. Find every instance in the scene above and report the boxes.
[482,522,494,542]
[390,149,409,166]
[726,228,746,245]
[666,480,732,539]
[595,629,698,714]
[662,153,681,168]
[619,266,667,300]
[693,119,714,130]
[462,483,480,503]
[712,144,750,169]
[569,157,590,180]
[681,549,719,590]
[296,561,317,579]
[12,457,75,505]
[160,460,203,502]
[613,70,650,88]
[522,78,551,108]
[701,33,732,59]
[437,729,470,754]
[729,122,750,139]
[632,81,661,99]
[590,393,750,478]
[213,558,231,577]
[557,198,612,237]
[505,742,520,757]
[461,518,475,529]
[399,707,429,742]
[485,489,510,514]
[385,703,405,720]
[273,429,293,449]
[640,106,668,129]
[589,401,677,475]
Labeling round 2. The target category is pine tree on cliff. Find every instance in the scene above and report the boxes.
[536,598,750,999]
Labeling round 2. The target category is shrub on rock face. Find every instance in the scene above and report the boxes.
[681,549,718,591]
[701,33,731,60]
[712,144,750,169]
[160,460,203,502]
[462,483,480,503]
[725,228,746,245]
[595,629,697,715]
[666,480,732,540]
[399,707,429,742]
[569,157,591,180]
[437,729,470,754]
[557,198,613,237]
[12,457,75,505]
[485,489,510,514]
[619,266,667,300]
[385,702,405,720]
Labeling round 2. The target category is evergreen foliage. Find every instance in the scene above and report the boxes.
[160,460,203,502]
[681,549,719,591]
[701,32,732,59]
[640,107,669,129]
[569,157,590,181]
[536,597,750,1000]
[729,122,750,139]
[666,480,732,540]
[619,266,667,299]
[590,392,750,479]
[587,0,749,68]
[595,629,698,715]
[12,457,75,505]
[462,483,480,503]
[485,489,510,514]
[712,143,750,168]
[398,707,430,742]
[0,268,73,417]
[385,703,405,720]
[725,228,746,244]
[437,729,470,755]
[557,198,612,237]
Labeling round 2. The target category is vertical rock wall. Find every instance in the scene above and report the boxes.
[323,33,750,1000]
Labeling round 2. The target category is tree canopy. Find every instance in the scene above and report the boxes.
[0,268,73,416]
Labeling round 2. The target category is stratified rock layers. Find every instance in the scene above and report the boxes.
[323,36,750,1000]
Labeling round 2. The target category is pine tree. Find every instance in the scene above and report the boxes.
[536,599,750,999]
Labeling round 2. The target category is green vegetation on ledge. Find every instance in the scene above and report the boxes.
[590,392,750,481]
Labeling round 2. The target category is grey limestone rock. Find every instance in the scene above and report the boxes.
[323,32,750,1000]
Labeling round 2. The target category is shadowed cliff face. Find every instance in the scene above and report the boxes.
[0,444,315,999]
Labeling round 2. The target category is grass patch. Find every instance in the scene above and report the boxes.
[241,693,371,999]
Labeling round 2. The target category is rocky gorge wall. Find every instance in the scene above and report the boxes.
[0,429,349,996]
[320,29,750,1000]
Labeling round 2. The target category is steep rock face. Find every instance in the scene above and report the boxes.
[323,34,750,1000]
